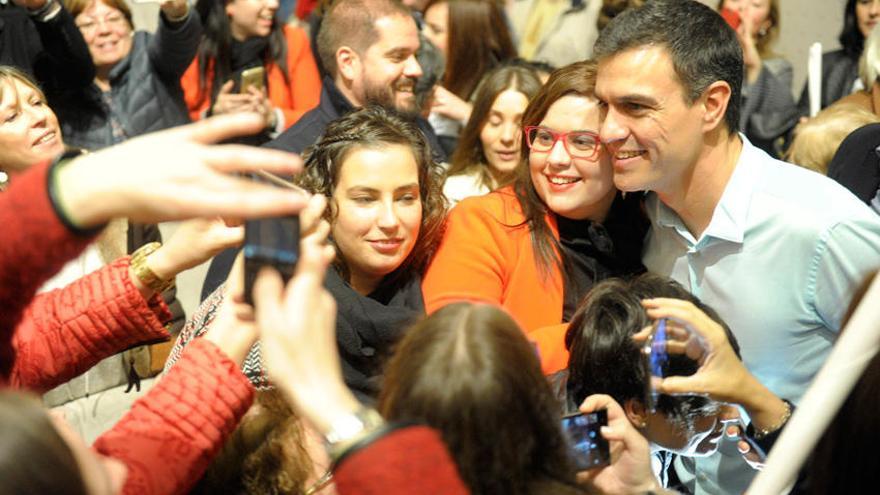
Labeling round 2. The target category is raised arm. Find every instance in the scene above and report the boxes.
[23,0,96,91]
[148,0,202,82]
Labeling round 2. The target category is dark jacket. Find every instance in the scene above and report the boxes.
[797,49,860,117]
[265,75,447,162]
[51,13,201,151]
[0,3,94,92]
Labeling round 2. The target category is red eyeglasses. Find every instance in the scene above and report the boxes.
[523,126,601,160]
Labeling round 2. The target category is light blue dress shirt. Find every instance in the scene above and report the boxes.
[644,137,880,494]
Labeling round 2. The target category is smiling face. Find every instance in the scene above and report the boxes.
[331,144,422,295]
[74,0,133,73]
[856,0,880,38]
[480,88,529,182]
[357,14,423,114]
[596,45,706,196]
[225,0,279,41]
[528,94,616,221]
[0,77,64,173]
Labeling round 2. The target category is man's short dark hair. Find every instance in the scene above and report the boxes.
[316,0,412,78]
[593,0,742,134]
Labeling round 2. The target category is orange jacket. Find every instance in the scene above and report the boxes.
[180,25,321,128]
[422,187,564,333]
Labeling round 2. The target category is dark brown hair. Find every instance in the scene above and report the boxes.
[300,106,447,285]
[64,0,133,28]
[426,0,517,100]
[378,303,583,495]
[193,390,313,495]
[0,391,88,495]
[447,64,542,189]
[316,0,412,78]
[512,60,598,278]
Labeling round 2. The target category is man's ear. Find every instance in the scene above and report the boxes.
[336,46,360,84]
[700,80,732,133]
[624,399,649,429]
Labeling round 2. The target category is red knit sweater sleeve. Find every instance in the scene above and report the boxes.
[10,257,172,392]
[0,161,95,382]
[334,426,469,495]
[93,338,255,495]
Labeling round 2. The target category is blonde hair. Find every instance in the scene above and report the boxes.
[786,103,880,174]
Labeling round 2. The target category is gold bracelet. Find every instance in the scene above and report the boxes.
[752,399,793,439]
[130,242,175,294]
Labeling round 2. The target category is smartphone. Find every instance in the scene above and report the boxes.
[240,66,266,94]
[242,173,299,306]
[642,318,669,413]
[561,410,610,470]
[720,7,741,31]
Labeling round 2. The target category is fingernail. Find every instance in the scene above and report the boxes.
[600,426,613,435]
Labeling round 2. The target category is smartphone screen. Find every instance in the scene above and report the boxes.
[242,174,300,306]
[643,318,669,412]
[561,410,610,470]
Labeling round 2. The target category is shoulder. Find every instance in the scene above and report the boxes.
[265,106,326,152]
[449,186,525,225]
[280,24,309,48]
[443,172,488,204]
[763,57,792,76]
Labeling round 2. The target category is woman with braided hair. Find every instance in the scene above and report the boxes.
[168,105,447,403]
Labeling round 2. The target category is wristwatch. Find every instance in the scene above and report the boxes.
[324,406,385,461]
[129,242,175,294]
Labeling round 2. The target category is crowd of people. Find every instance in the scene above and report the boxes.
[1,0,880,494]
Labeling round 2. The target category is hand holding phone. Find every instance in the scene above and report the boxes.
[240,66,266,94]
[561,410,611,470]
[243,172,301,306]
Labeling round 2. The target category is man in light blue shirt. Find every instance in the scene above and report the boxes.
[593,1,880,493]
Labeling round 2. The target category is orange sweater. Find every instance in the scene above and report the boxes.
[422,187,564,333]
[180,25,321,128]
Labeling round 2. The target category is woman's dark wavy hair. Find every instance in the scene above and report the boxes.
[425,0,517,100]
[840,0,867,60]
[447,64,542,190]
[378,303,584,495]
[195,0,289,106]
[512,60,598,279]
[564,274,739,430]
[0,391,88,495]
[299,106,447,286]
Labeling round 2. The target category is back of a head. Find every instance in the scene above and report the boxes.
[0,391,87,495]
[316,0,411,78]
[593,0,743,133]
[787,103,880,175]
[565,274,734,426]
[378,303,578,495]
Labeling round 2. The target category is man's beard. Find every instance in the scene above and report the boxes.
[363,76,419,117]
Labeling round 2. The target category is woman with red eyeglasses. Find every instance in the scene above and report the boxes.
[423,60,647,350]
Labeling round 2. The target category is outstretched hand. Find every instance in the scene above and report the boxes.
[55,113,307,228]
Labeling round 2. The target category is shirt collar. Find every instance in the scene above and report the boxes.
[651,134,760,245]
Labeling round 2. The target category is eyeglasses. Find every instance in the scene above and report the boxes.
[524,125,600,160]
[75,13,128,35]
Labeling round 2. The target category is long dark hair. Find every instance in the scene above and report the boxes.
[195,0,290,106]
[299,106,447,286]
[447,64,542,189]
[379,303,584,495]
[840,0,867,60]
[427,0,517,100]
[512,60,598,279]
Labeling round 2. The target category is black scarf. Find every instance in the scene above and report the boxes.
[558,192,648,320]
[324,269,424,404]
[229,36,269,88]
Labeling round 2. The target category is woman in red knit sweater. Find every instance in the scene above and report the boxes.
[422,60,646,335]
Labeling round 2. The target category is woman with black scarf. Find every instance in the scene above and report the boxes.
[179,0,322,143]
[166,106,447,403]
